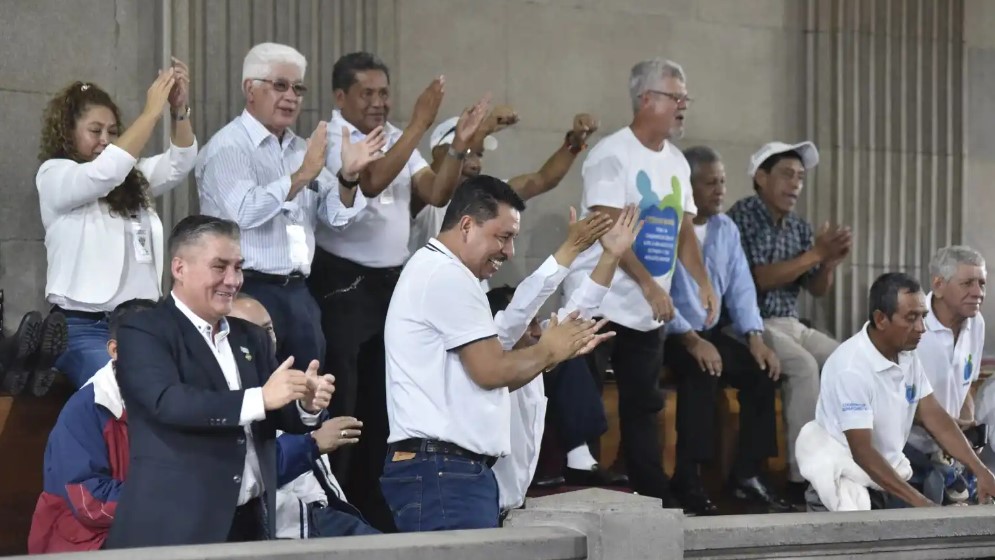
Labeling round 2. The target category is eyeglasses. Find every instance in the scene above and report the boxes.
[645,90,693,106]
[253,78,308,97]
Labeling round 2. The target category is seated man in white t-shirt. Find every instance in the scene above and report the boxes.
[408,107,599,255]
[805,272,995,510]
[906,246,987,504]
[382,175,606,532]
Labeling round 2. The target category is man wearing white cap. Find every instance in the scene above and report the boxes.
[409,107,599,257]
[727,140,853,502]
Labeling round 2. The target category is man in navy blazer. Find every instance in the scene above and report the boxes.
[106,215,335,548]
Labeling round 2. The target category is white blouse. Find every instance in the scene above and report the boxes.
[37,140,198,311]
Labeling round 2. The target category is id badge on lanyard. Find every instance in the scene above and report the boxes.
[286,224,310,267]
[131,215,153,264]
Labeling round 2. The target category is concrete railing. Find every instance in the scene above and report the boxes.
[9,490,995,560]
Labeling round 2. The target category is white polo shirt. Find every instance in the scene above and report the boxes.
[384,238,510,457]
[908,292,986,452]
[562,126,696,332]
[315,110,429,268]
[815,323,934,468]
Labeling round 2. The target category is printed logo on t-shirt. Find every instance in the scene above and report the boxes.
[964,354,974,383]
[633,172,683,278]
[842,402,869,412]
[906,383,916,404]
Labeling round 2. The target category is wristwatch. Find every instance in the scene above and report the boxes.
[171,105,190,121]
[337,170,361,189]
[447,145,468,160]
[746,330,764,339]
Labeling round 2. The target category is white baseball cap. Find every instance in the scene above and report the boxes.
[430,116,498,152]
[747,141,819,178]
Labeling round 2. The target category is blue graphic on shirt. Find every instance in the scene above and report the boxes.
[964,354,974,382]
[633,171,683,278]
[906,384,916,404]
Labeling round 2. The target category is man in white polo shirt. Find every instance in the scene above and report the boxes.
[562,58,717,507]
[806,272,995,510]
[307,51,489,529]
[382,175,602,531]
[907,246,987,504]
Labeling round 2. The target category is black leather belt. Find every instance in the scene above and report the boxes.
[242,269,306,286]
[51,306,108,321]
[389,438,498,468]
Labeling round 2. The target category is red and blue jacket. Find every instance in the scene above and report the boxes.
[28,361,127,554]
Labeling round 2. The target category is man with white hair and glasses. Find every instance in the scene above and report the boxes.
[908,246,987,504]
[563,58,717,508]
[196,42,386,371]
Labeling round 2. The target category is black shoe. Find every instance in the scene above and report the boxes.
[730,476,794,513]
[532,475,566,489]
[563,465,630,487]
[785,480,809,505]
[671,475,719,516]
[0,312,43,395]
[26,313,68,397]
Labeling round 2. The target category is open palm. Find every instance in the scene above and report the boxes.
[341,125,387,177]
[600,204,642,257]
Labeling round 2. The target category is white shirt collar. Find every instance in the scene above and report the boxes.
[925,291,972,334]
[859,322,914,373]
[330,109,401,141]
[171,292,231,342]
[239,109,299,149]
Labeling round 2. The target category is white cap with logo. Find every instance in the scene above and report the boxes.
[747,141,819,178]
[429,116,499,151]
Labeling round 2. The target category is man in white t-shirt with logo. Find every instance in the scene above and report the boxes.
[562,58,717,507]
[306,51,489,530]
[906,246,987,504]
[805,272,995,510]
[382,175,603,531]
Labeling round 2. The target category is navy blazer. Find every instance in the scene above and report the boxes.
[105,296,312,548]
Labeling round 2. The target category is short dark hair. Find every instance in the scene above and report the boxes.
[683,145,722,180]
[332,51,390,91]
[439,175,526,232]
[486,286,516,317]
[168,215,240,258]
[753,150,803,192]
[109,298,157,339]
[868,272,922,325]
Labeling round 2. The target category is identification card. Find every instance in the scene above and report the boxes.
[131,219,153,264]
[379,185,395,205]
[286,224,310,267]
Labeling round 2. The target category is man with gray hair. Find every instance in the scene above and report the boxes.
[908,245,987,504]
[196,42,386,372]
[106,215,336,547]
[562,58,717,507]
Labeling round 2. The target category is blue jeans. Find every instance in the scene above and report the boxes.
[240,278,325,369]
[55,316,111,389]
[380,451,500,532]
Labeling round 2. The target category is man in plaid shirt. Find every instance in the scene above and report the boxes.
[727,141,852,503]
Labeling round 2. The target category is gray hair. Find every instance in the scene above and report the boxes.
[683,145,722,176]
[168,215,240,258]
[929,245,986,281]
[241,42,307,86]
[629,58,686,113]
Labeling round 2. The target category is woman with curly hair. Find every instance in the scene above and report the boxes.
[37,58,198,388]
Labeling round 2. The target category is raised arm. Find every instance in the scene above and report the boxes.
[508,113,597,200]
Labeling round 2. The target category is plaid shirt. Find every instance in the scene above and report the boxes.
[726,195,817,319]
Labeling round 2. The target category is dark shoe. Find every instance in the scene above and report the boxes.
[532,475,566,489]
[785,480,809,505]
[564,465,630,487]
[26,313,68,397]
[730,476,794,513]
[671,475,719,516]
[0,312,43,372]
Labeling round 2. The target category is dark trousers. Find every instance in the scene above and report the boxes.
[586,323,670,499]
[307,247,398,532]
[545,356,608,451]
[664,329,778,481]
[240,276,325,368]
[380,450,500,532]
[227,498,267,542]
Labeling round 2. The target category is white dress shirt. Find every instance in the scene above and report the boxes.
[316,110,429,268]
[38,141,197,309]
[491,256,610,511]
[172,294,319,505]
[196,110,366,276]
